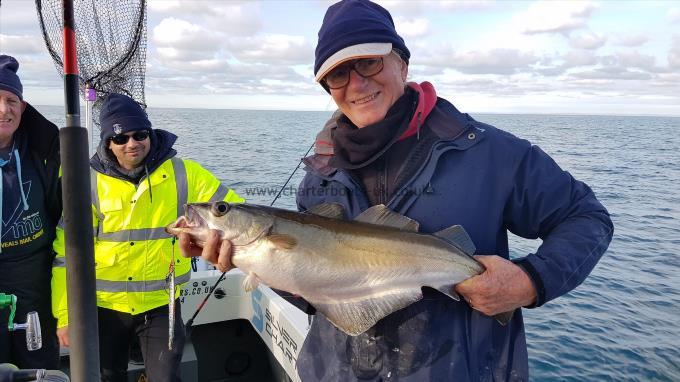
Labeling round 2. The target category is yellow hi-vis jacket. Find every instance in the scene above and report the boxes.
[51,157,244,328]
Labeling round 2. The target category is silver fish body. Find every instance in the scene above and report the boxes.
[167,202,509,336]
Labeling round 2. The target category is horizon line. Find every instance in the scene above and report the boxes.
[31,103,680,119]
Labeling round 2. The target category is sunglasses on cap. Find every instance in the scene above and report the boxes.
[110,131,150,145]
[322,57,385,90]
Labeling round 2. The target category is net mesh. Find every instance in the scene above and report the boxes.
[35,0,148,124]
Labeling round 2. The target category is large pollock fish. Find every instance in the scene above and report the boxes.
[166,202,512,336]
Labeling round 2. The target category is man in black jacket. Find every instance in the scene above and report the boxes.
[0,54,61,370]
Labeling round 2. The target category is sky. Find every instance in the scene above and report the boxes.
[1,0,679,116]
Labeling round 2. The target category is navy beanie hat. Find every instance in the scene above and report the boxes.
[99,93,152,141]
[0,55,23,100]
[314,0,410,83]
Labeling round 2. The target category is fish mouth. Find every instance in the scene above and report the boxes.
[165,205,209,243]
[165,215,193,234]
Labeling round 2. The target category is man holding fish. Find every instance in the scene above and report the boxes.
[175,0,613,381]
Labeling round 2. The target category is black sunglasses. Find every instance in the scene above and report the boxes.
[323,57,385,89]
[110,131,150,145]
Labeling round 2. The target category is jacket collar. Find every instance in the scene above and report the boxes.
[14,102,59,160]
[313,81,438,156]
[304,92,482,180]
[398,81,438,141]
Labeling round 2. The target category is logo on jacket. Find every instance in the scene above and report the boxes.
[113,123,123,135]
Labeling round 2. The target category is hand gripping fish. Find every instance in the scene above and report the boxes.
[166,202,513,336]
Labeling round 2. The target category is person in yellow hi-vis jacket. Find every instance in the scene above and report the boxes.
[51,93,244,382]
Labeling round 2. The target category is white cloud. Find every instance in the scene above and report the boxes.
[570,67,652,81]
[615,34,649,47]
[569,32,606,50]
[668,8,680,24]
[564,50,598,67]
[377,0,492,15]
[653,73,680,87]
[2,54,62,91]
[375,0,426,15]
[155,47,181,61]
[395,17,430,39]
[148,0,182,13]
[533,50,597,76]
[0,1,44,35]
[187,59,230,71]
[449,2,596,56]
[146,61,313,97]
[425,48,539,75]
[0,35,45,55]
[226,34,312,65]
[152,18,222,60]
[147,55,233,76]
[555,50,669,83]
[614,51,657,71]
[569,78,613,86]
[148,0,262,36]
[669,36,680,68]
[518,1,598,35]
[436,0,493,12]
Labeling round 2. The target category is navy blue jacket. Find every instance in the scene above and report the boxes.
[0,104,61,366]
[294,98,613,381]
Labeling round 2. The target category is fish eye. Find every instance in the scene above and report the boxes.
[211,202,230,216]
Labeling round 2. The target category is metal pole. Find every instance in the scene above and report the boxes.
[85,85,96,157]
[60,1,100,380]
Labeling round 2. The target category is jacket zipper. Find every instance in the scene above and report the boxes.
[377,157,387,205]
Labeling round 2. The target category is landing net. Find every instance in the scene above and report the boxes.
[35,0,148,123]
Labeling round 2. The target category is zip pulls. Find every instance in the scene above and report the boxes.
[144,165,153,203]
[14,149,29,211]
[377,157,387,205]
[130,164,154,203]
[416,111,422,140]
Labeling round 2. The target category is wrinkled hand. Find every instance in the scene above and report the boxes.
[455,255,536,316]
[178,230,234,273]
[57,326,69,347]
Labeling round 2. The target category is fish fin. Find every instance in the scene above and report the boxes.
[434,285,460,301]
[306,203,345,219]
[311,290,423,336]
[493,310,515,326]
[433,225,476,256]
[267,234,297,250]
[243,272,261,292]
[354,205,419,231]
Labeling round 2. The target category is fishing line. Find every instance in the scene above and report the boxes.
[184,271,228,337]
[270,141,315,207]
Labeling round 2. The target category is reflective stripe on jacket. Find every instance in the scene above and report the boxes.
[51,157,244,327]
